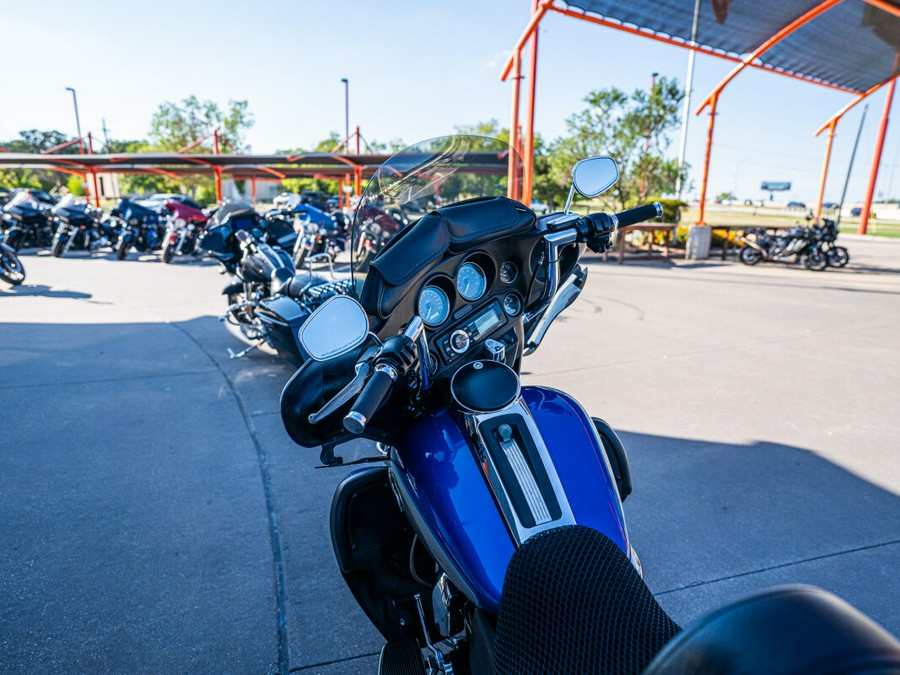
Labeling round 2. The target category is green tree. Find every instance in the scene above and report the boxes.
[548,77,686,211]
[150,96,254,152]
[0,129,81,192]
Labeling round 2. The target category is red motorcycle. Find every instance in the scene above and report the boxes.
[161,199,209,263]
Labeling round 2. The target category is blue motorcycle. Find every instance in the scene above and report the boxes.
[110,198,162,260]
[280,136,664,673]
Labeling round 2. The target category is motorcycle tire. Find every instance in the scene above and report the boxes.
[50,237,66,258]
[115,237,129,260]
[827,246,850,268]
[0,251,25,285]
[5,230,25,252]
[294,247,308,270]
[162,243,175,264]
[739,246,762,265]
[803,250,828,271]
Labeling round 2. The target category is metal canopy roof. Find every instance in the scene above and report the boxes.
[559,0,900,93]
[0,152,394,179]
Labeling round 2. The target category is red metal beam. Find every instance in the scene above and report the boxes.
[522,0,540,206]
[860,73,898,234]
[500,0,554,81]
[508,50,523,200]
[815,120,837,220]
[40,138,84,155]
[696,93,718,225]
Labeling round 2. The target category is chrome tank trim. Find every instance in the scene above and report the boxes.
[464,399,575,546]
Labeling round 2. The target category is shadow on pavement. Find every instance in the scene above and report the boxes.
[0,283,94,299]
[620,430,900,634]
[2,316,897,671]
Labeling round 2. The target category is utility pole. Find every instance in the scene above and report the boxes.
[639,72,658,198]
[341,78,349,154]
[101,118,111,151]
[65,87,83,153]
[676,0,702,199]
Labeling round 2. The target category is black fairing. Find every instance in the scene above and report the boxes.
[280,346,404,457]
[330,466,433,642]
[359,196,536,321]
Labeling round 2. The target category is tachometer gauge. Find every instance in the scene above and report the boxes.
[418,286,450,326]
[456,262,487,301]
[500,260,519,284]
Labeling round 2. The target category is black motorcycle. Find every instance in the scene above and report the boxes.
[1,190,55,250]
[814,218,850,268]
[0,240,25,285]
[49,196,112,257]
[739,225,827,271]
[110,198,163,260]
[201,201,351,363]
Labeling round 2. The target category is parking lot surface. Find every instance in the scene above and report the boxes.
[2,238,899,673]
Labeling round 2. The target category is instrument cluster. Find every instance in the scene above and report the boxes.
[415,250,527,375]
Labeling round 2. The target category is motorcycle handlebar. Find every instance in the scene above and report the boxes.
[343,364,397,434]
[612,202,663,228]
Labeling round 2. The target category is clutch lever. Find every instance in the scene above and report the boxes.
[308,360,373,424]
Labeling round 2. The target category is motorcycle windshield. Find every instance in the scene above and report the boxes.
[350,135,522,289]
[7,192,39,210]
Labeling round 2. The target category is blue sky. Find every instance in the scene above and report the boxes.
[0,0,894,205]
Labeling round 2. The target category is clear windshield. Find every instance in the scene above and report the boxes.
[9,192,38,208]
[350,135,522,287]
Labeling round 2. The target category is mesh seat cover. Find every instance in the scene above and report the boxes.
[495,525,680,675]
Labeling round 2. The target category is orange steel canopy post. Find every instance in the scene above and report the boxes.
[507,50,523,201]
[693,0,846,225]
[815,121,837,221]
[859,75,897,234]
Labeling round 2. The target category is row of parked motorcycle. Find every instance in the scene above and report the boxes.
[0,187,351,286]
[738,218,850,270]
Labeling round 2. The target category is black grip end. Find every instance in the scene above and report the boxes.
[343,368,395,434]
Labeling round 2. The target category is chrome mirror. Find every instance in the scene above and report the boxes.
[564,156,619,214]
[572,157,619,197]
[298,295,369,361]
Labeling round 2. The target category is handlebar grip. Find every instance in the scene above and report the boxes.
[614,202,663,228]
[343,365,397,434]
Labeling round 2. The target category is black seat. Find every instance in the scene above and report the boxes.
[643,584,900,675]
[281,273,331,299]
[495,526,681,674]
[494,525,900,675]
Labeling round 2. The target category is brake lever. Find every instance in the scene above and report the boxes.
[308,361,373,424]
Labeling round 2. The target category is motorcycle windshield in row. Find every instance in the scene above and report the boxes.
[350,135,522,288]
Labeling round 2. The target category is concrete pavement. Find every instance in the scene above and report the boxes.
[2,237,898,672]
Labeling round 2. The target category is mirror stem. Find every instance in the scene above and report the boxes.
[562,184,576,215]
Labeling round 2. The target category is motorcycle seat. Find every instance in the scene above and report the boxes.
[643,584,900,675]
[282,273,331,299]
[494,526,900,675]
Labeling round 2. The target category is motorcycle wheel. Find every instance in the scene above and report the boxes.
[115,237,129,260]
[294,247,308,270]
[803,250,828,271]
[0,250,26,285]
[50,237,66,258]
[162,243,175,264]
[827,246,850,268]
[5,230,25,252]
[739,246,762,265]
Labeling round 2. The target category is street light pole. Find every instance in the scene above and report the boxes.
[341,78,349,154]
[65,87,83,153]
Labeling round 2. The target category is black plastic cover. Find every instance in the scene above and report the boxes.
[450,360,520,413]
[359,196,535,320]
